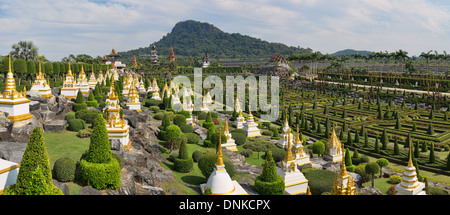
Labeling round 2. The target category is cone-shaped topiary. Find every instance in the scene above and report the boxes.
[427,123,435,135]
[85,114,111,164]
[86,91,99,108]
[253,151,285,195]
[79,114,120,190]
[4,127,63,195]
[174,138,193,173]
[73,90,87,112]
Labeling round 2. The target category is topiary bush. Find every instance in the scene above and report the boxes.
[231,132,246,145]
[67,119,86,132]
[78,114,120,190]
[64,112,76,121]
[86,92,99,108]
[253,151,285,195]
[73,90,87,112]
[388,175,402,184]
[3,127,63,195]
[75,109,102,124]
[52,157,76,182]
[185,132,200,145]
[428,187,449,195]
[192,150,203,162]
[180,124,194,133]
[77,128,92,138]
[173,139,193,172]
[173,114,187,127]
[240,149,253,157]
[304,169,337,195]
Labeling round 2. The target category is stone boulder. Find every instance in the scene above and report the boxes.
[78,186,102,195]
[359,186,383,195]
[29,101,41,112]
[0,142,27,163]
[52,179,69,195]
[43,120,67,133]
[39,110,56,122]
[0,114,13,142]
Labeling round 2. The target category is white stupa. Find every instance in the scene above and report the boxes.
[60,63,79,99]
[126,86,141,112]
[222,117,238,152]
[293,125,310,166]
[76,66,90,95]
[277,112,294,148]
[395,140,426,195]
[104,82,131,151]
[200,131,247,195]
[0,55,33,123]
[235,110,245,129]
[323,127,343,162]
[277,133,308,195]
[29,61,52,98]
[243,110,261,137]
[88,68,97,89]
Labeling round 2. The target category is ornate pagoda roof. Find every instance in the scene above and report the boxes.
[107,48,121,57]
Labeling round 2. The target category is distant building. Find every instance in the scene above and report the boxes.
[168,46,175,62]
[202,51,210,68]
[150,44,159,66]
[105,48,126,69]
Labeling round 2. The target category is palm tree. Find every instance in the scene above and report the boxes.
[394,49,409,84]
[11,41,39,61]
[420,50,433,85]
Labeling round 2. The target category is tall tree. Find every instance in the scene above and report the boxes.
[11,41,39,61]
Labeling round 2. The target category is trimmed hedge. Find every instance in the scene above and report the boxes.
[78,158,121,190]
[185,132,200,144]
[52,157,76,182]
[303,169,337,195]
[75,109,102,124]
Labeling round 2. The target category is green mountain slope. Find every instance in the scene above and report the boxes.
[331,49,372,57]
[119,20,311,60]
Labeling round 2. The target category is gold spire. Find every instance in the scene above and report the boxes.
[38,61,43,77]
[285,111,288,124]
[108,81,118,100]
[5,54,16,92]
[224,117,229,133]
[80,65,85,75]
[339,144,348,177]
[407,139,414,168]
[284,132,294,163]
[306,186,311,195]
[67,63,73,77]
[217,128,224,166]
[296,125,301,144]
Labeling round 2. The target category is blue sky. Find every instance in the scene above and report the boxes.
[1,0,450,61]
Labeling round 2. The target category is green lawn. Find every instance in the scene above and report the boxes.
[362,177,394,195]
[43,130,91,169]
[43,129,91,195]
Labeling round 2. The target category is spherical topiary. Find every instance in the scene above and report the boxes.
[185,133,200,145]
[67,119,86,132]
[192,150,203,162]
[231,132,246,145]
[52,157,76,182]
[173,114,187,127]
[180,124,194,133]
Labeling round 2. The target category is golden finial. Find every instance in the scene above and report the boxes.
[284,110,288,123]
[296,124,301,144]
[67,63,73,76]
[339,143,348,177]
[284,132,294,163]
[80,65,85,75]
[224,117,229,133]
[407,139,414,168]
[306,186,311,195]
[5,54,16,92]
[217,128,224,167]
[38,61,42,76]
